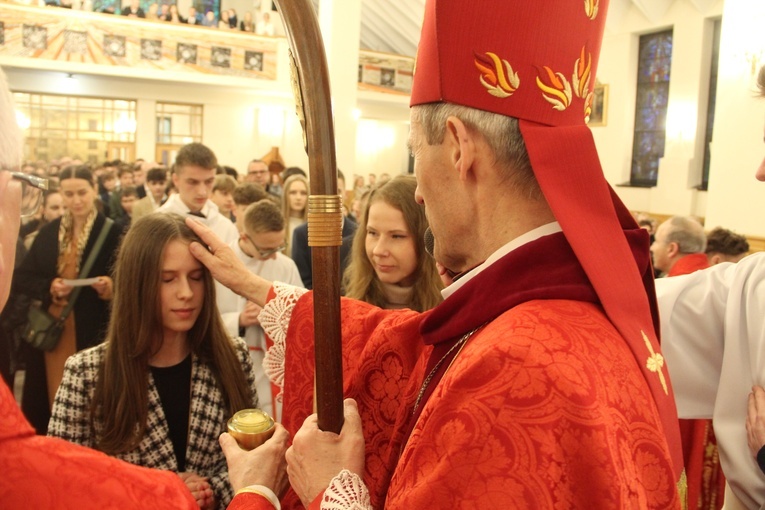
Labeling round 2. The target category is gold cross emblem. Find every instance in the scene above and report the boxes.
[642,330,668,395]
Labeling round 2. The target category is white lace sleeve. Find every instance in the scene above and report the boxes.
[259,282,309,402]
[320,470,372,510]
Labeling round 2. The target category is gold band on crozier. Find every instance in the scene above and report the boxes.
[307,195,343,247]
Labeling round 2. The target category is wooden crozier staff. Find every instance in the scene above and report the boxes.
[273,0,344,433]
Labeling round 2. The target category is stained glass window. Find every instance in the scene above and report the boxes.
[630,29,673,187]
[701,19,721,191]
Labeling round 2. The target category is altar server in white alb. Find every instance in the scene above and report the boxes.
[657,65,765,510]
[215,199,303,421]
[156,143,239,245]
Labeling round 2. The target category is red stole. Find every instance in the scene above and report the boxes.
[668,252,710,277]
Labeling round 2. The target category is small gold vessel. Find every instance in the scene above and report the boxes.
[227,409,275,450]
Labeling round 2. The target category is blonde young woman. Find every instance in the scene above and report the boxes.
[16,165,121,434]
[281,174,308,259]
[343,175,442,311]
[239,10,254,32]
[48,214,261,508]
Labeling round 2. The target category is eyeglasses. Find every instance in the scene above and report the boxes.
[10,172,49,218]
[244,233,286,258]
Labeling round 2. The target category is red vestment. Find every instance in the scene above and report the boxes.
[668,253,710,277]
[0,378,197,509]
[669,253,724,510]
[269,232,680,509]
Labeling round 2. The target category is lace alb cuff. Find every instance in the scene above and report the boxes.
[320,470,372,510]
[259,282,308,401]
[235,485,281,509]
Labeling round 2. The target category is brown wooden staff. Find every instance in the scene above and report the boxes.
[272,0,344,434]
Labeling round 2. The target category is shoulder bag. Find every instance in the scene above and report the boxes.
[24,219,114,351]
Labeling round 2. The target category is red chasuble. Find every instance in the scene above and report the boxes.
[277,231,680,509]
[0,379,197,509]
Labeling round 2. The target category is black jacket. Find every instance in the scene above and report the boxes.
[14,213,121,433]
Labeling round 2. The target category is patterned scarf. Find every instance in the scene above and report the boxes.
[57,208,97,275]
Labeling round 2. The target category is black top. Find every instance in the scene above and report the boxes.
[758,445,765,475]
[151,355,192,472]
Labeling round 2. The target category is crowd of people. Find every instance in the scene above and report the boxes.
[1,135,435,508]
[3,0,765,508]
[45,0,278,36]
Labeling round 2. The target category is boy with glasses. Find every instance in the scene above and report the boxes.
[215,199,303,422]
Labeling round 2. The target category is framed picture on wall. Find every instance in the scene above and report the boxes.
[589,82,608,127]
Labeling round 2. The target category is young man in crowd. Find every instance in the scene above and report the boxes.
[132,167,168,222]
[157,143,238,245]
[109,165,135,220]
[705,226,749,265]
[211,174,238,223]
[232,182,275,233]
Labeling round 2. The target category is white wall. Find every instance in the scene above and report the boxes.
[595,0,723,218]
[595,0,765,239]
[5,66,308,174]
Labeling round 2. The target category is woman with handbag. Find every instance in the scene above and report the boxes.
[15,164,121,434]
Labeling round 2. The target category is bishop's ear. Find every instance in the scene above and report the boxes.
[444,116,476,180]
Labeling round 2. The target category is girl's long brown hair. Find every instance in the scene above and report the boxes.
[343,175,443,312]
[91,213,253,454]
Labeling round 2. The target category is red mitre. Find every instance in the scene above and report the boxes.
[411,0,684,483]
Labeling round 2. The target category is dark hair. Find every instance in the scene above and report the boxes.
[146,167,168,183]
[117,165,134,178]
[281,166,307,181]
[705,227,749,256]
[232,182,270,206]
[120,186,139,199]
[175,143,218,171]
[222,166,239,180]
[59,164,95,187]
[759,65,765,97]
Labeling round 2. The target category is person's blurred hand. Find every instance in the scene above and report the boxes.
[746,385,765,459]
[239,301,262,328]
[178,472,214,509]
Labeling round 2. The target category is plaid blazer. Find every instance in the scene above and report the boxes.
[48,337,258,508]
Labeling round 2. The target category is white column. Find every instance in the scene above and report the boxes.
[317,0,361,186]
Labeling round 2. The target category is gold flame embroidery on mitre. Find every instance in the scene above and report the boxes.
[536,66,572,111]
[475,52,519,98]
[585,0,599,20]
[572,46,592,99]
